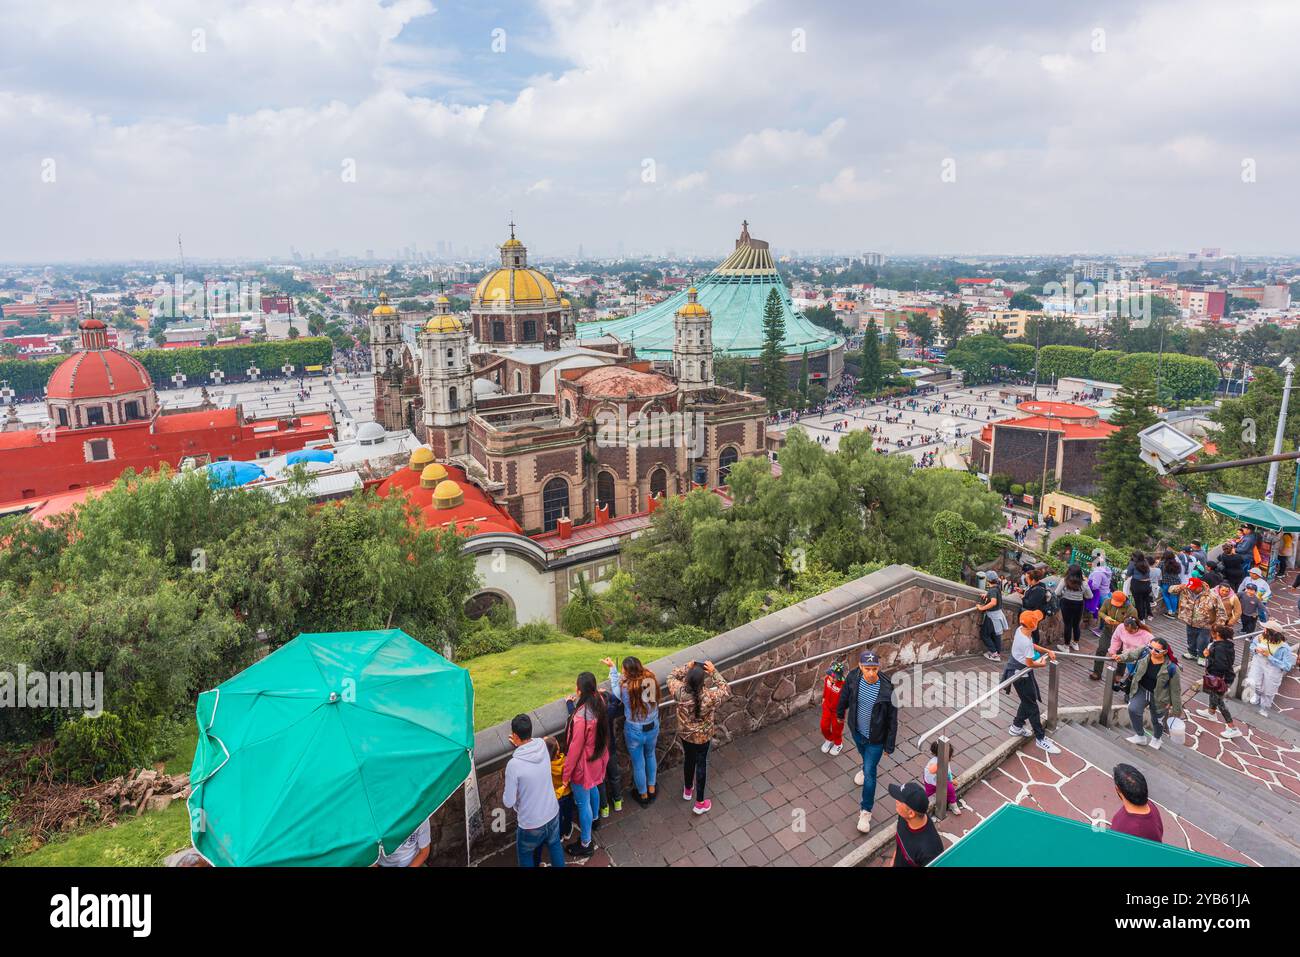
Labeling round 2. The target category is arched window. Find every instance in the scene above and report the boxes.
[698,329,705,345]
[514,370,523,393]
[522,320,537,341]
[597,470,616,517]
[649,467,667,501]
[385,348,393,366]
[718,446,739,486]
[492,320,506,342]
[563,398,573,420]
[448,386,458,411]
[542,477,569,532]
[446,348,454,362]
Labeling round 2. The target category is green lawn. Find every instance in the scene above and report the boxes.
[4,636,685,867]
[465,638,687,731]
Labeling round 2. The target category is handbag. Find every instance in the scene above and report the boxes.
[1202,674,1229,695]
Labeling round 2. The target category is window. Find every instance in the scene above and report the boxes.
[718,446,738,486]
[123,400,142,420]
[86,439,112,462]
[256,449,272,459]
[542,477,569,532]
[649,467,667,501]
[449,386,459,411]
[56,407,68,426]
[446,348,454,363]
[85,406,106,426]
[492,320,506,342]
[596,470,616,517]
[514,370,523,393]
[563,398,573,420]
[522,320,537,341]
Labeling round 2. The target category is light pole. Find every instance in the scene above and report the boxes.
[1265,357,1295,503]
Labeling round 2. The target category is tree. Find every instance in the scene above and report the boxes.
[907,312,936,349]
[858,319,882,395]
[883,331,900,361]
[945,334,1013,385]
[757,288,787,411]
[1009,292,1043,311]
[939,303,971,346]
[1096,366,1164,545]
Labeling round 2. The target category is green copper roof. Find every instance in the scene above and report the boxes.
[577,225,844,360]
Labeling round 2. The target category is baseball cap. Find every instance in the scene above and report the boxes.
[983,570,999,582]
[1020,609,1044,629]
[888,781,929,815]
[859,651,880,666]
[1111,590,1127,603]
[1249,566,1264,576]
[1263,620,1285,636]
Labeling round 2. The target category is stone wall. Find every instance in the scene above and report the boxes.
[431,564,987,865]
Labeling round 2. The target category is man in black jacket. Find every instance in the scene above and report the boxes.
[1020,565,1050,641]
[836,650,899,835]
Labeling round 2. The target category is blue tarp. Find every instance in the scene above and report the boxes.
[205,460,266,488]
[286,449,335,466]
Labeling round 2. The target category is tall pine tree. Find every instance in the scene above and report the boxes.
[758,288,787,411]
[858,318,882,395]
[1097,365,1163,544]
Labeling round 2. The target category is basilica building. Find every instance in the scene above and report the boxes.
[369,228,769,535]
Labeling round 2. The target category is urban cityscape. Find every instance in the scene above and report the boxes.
[0,0,1292,931]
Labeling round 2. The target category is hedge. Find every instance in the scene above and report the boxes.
[1037,345,1093,381]
[0,338,334,399]
[1116,353,1217,400]
[1005,343,1035,372]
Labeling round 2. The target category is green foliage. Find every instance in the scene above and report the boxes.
[907,312,936,348]
[946,334,1013,385]
[620,624,713,648]
[1037,344,1094,380]
[1048,532,1123,569]
[1096,366,1164,546]
[1089,350,1124,382]
[559,577,608,636]
[1009,292,1043,311]
[931,510,981,581]
[858,318,882,394]
[50,712,153,785]
[757,288,787,411]
[1005,343,1036,372]
[456,619,567,661]
[939,303,971,345]
[989,474,1012,495]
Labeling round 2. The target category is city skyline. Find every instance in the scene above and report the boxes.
[2,0,1299,261]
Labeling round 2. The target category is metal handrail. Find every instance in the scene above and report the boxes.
[915,659,1057,748]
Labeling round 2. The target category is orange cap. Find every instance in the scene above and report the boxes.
[1111,590,1127,604]
[1020,609,1044,629]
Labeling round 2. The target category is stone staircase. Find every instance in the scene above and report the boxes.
[1053,718,1300,866]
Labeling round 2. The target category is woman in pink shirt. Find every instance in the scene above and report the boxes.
[1108,616,1152,657]
[562,672,611,858]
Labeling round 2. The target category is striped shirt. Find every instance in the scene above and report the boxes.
[855,677,881,738]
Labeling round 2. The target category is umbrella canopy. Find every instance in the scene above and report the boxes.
[1207,493,1300,532]
[203,460,266,488]
[286,448,335,466]
[188,629,474,867]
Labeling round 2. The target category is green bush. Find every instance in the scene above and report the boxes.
[622,624,713,649]
[989,474,1012,495]
[1009,483,1025,496]
[456,620,566,661]
[1049,532,1123,569]
[51,712,150,785]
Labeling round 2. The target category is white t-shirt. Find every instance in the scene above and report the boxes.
[377,816,431,867]
[1010,628,1036,666]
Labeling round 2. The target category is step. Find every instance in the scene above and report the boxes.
[1055,723,1300,866]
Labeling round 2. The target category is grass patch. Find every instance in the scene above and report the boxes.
[5,800,191,868]
[466,637,688,730]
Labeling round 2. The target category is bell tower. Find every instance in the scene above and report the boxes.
[673,287,713,392]
[369,291,401,375]
[418,295,473,459]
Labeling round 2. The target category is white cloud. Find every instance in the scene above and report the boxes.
[717,118,847,172]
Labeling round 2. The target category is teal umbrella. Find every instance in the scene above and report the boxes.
[188,629,473,867]
[1206,493,1300,532]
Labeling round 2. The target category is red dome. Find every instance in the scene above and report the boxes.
[46,348,153,401]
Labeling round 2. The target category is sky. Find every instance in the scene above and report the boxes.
[1,0,1298,262]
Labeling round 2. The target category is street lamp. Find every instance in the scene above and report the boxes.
[1265,357,1295,503]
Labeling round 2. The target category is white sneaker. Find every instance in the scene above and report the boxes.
[821,740,833,754]
[1221,727,1243,739]
[856,810,871,833]
[1036,737,1062,755]
[854,770,865,786]
[1070,643,1080,652]
[1008,724,1033,738]
[948,803,963,816]
[1149,736,1163,751]
[829,743,843,756]
[1126,734,1148,746]
[1258,707,1270,717]
[1056,644,1070,652]
[1195,708,1217,720]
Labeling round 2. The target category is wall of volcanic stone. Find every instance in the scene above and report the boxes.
[428,563,986,865]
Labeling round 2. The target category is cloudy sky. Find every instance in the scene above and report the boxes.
[2,0,1298,262]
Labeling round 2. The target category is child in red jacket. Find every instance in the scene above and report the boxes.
[819,661,846,755]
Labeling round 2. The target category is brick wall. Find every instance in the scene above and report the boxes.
[426,564,986,864]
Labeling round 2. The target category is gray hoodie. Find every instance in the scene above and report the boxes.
[503,737,560,831]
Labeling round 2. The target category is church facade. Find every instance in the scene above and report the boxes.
[369,229,769,535]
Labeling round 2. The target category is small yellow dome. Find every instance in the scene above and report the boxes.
[435,294,450,304]
[408,447,435,471]
[372,291,397,317]
[432,479,464,508]
[419,463,449,488]
[561,298,572,307]
[677,301,709,318]
[501,238,523,249]
[425,313,464,334]
[687,286,698,295]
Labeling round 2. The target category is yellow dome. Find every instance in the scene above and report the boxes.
[419,463,449,487]
[561,298,572,307]
[425,313,464,334]
[408,447,435,471]
[473,267,559,306]
[432,479,464,508]
[687,286,698,294]
[677,301,710,317]
[501,238,524,249]
[372,291,397,317]
[435,294,450,303]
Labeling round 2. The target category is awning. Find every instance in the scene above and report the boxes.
[1207,493,1300,532]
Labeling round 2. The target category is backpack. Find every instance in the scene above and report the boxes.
[1040,583,1060,618]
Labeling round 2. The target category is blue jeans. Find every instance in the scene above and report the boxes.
[571,782,601,845]
[851,734,885,812]
[1160,583,1178,615]
[1186,625,1210,657]
[624,717,659,795]
[517,813,565,868]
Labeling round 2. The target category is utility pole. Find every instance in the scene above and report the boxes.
[1265,358,1295,502]
[1031,316,1042,401]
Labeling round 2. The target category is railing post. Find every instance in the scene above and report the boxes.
[933,735,951,822]
[1099,663,1115,727]
[1046,660,1060,729]
[1233,637,1251,700]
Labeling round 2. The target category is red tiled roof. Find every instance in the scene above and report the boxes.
[996,415,1118,440]
[570,365,674,399]
[46,348,153,400]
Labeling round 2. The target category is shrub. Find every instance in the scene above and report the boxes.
[989,474,1012,495]
[1009,483,1025,496]
[580,628,605,643]
[456,620,566,660]
[622,624,713,649]
[51,712,148,785]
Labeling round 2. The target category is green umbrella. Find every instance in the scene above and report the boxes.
[188,629,473,867]
[1206,493,1300,532]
